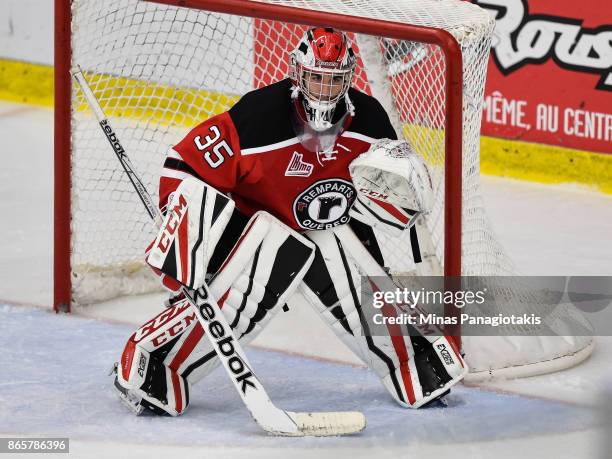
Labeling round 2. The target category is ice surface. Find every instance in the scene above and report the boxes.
[0,305,604,458]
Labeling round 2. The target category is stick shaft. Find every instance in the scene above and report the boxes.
[72,67,298,434]
[72,68,160,223]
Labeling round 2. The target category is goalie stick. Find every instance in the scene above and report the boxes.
[72,67,366,436]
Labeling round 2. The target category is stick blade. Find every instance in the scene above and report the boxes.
[285,411,366,436]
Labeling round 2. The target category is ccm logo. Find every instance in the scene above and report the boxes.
[157,194,188,253]
[134,301,190,342]
[436,343,455,366]
[359,188,388,200]
[151,312,197,347]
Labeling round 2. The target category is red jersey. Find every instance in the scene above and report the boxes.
[160,79,396,232]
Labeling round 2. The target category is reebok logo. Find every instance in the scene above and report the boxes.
[285,152,314,177]
[100,119,125,155]
[189,287,256,394]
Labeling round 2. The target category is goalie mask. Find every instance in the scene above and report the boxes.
[290,28,357,149]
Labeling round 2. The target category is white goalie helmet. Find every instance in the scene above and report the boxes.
[290,27,357,132]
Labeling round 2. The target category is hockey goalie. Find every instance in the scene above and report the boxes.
[113,27,467,417]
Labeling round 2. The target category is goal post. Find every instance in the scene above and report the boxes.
[54,0,73,313]
[53,0,593,379]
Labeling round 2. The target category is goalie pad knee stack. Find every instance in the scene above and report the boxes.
[117,187,315,415]
[146,177,236,292]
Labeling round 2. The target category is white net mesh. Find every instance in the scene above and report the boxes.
[68,0,592,377]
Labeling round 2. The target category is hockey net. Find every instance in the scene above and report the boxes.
[55,0,593,379]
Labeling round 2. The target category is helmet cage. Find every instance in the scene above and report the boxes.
[295,62,355,109]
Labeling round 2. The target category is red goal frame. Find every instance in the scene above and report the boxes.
[53,0,463,340]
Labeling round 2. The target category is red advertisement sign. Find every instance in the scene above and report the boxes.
[474,0,611,154]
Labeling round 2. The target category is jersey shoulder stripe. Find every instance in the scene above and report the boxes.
[241,137,301,156]
[163,157,200,178]
[341,131,379,144]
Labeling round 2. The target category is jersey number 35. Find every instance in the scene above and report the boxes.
[194,125,235,169]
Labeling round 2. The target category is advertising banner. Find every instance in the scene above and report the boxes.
[474,0,611,154]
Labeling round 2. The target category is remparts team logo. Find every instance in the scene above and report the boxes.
[293,179,356,230]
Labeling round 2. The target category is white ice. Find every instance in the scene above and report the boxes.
[1,101,611,458]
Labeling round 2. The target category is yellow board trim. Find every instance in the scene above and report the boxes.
[480,136,612,195]
[74,72,239,128]
[0,59,54,106]
[1,58,611,194]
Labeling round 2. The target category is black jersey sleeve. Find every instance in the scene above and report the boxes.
[228,79,296,151]
[347,88,398,140]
